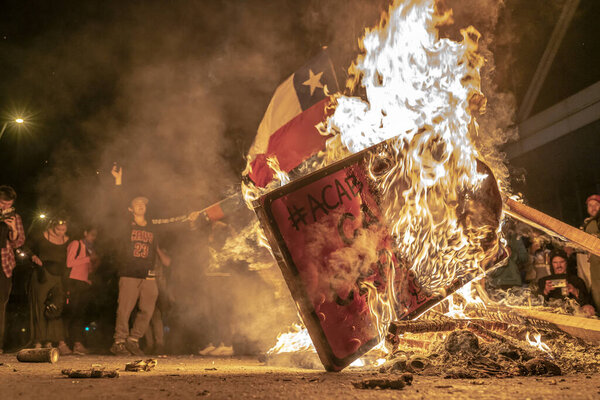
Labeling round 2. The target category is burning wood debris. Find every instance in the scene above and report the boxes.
[246,0,600,381]
[265,287,600,379]
[381,300,600,379]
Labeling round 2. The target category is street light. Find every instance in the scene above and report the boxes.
[0,117,25,140]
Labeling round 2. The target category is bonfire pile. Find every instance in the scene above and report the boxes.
[380,308,600,378]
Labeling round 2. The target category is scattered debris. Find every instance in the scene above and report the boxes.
[125,359,158,372]
[353,374,413,390]
[406,356,429,373]
[444,330,479,354]
[61,366,119,379]
[524,358,561,376]
[16,348,59,363]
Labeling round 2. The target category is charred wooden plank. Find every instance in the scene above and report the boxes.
[388,320,457,335]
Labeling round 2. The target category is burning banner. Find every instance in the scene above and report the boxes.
[254,140,503,371]
[247,0,505,371]
[245,0,599,372]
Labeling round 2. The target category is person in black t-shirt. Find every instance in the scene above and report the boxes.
[109,166,170,356]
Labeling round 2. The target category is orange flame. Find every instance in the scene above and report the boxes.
[252,0,506,360]
[322,0,501,335]
[525,332,553,357]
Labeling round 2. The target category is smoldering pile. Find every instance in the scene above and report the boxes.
[379,310,600,379]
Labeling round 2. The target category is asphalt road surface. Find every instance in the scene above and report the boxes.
[1,353,599,399]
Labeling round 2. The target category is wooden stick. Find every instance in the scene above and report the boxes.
[466,322,510,344]
[388,320,457,335]
[505,198,600,257]
[509,307,600,345]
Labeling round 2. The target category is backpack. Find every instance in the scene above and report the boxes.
[44,284,66,320]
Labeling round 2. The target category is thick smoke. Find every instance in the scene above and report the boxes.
[1,0,521,353]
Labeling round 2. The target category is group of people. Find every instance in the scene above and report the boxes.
[0,165,183,356]
[491,194,600,317]
[2,178,600,355]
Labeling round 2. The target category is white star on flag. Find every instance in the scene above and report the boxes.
[302,69,324,96]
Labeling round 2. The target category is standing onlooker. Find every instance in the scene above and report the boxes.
[29,218,72,354]
[66,226,99,355]
[109,165,161,356]
[108,165,200,356]
[0,186,25,354]
[582,194,600,310]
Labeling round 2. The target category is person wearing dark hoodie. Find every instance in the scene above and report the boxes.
[538,249,595,317]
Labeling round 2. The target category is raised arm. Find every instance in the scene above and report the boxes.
[111,163,122,186]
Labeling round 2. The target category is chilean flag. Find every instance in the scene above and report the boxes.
[246,49,340,187]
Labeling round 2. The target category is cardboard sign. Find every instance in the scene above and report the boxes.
[255,147,425,370]
[254,144,503,371]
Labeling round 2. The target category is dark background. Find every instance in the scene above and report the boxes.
[1,0,598,226]
[1,0,599,352]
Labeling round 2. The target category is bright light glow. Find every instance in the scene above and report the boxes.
[349,358,365,367]
[39,214,46,219]
[267,324,315,355]
[525,332,553,357]
[15,118,24,124]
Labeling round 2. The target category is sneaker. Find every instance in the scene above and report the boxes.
[72,342,90,355]
[124,338,145,356]
[33,342,42,349]
[154,343,166,356]
[43,342,53,349]
[110,341,131,356]
[198,343,216,356]
[57,341,72,355]
[209,343,233,356]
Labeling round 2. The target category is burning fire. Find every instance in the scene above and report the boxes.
[443,281,486,319]
[327,0,499,294]
[249,0,507,365]
[267,324,315,355]
[525,332,553,357]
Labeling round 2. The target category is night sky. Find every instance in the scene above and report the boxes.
[1,0,599,228]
